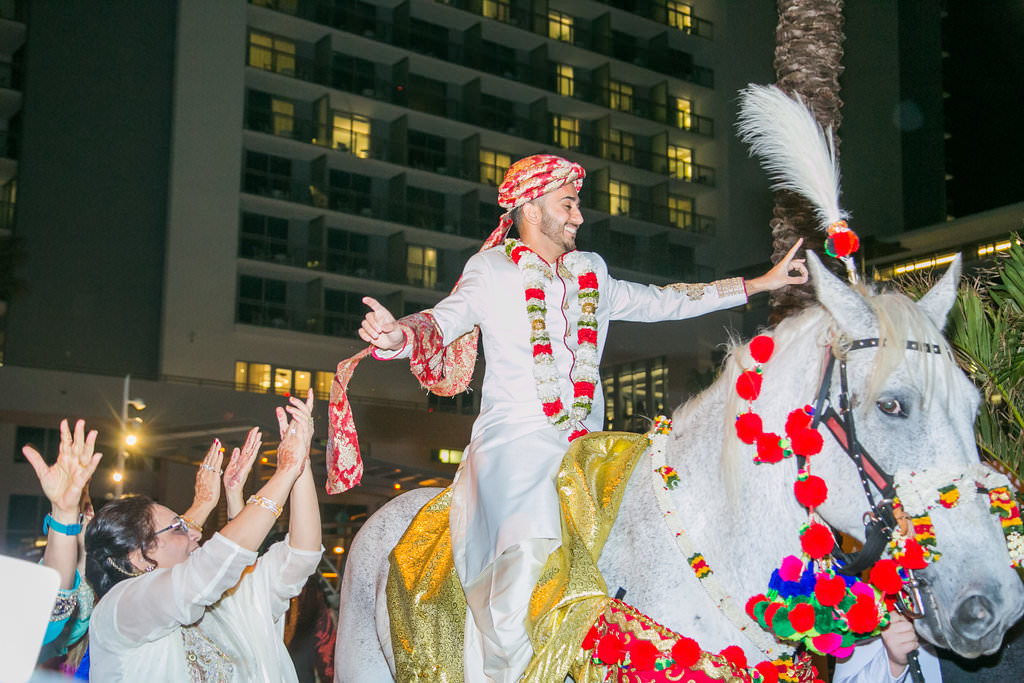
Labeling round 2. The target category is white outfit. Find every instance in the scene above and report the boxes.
[89,533,322,682]
[833,638,942,683]
[386,246,747,682]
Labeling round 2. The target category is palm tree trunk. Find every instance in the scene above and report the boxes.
[770,0,847,324]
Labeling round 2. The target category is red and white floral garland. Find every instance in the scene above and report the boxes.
[505,239,599,440]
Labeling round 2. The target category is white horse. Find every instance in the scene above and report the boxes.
[334,253,1024,681]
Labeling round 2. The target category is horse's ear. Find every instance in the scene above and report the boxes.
[915,254,962,330]
[807,250,876,337]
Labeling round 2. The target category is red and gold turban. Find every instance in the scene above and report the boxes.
[480,154,586,251]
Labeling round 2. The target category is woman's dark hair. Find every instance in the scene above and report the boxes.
[84,494,158,599]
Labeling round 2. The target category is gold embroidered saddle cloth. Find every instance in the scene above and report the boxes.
[386,431,648,682]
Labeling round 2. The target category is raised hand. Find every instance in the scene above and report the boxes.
[23,419,102,516]
[190,439,225,516]
[224,427,262,519]
[358,296,405,351]
[745,238,809,295]
[274,388,315,476]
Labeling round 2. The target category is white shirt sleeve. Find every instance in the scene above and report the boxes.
[431,252,491,346]
[98,533,258,646]
[246,537,324,622]
[602,268,748,323]
[833,638,943,683]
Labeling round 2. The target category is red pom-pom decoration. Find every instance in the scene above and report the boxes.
[671,636,701,669]
[800,523,835,559]
[788,603,816,633]
[597,633,626,664]
[736,370,763,401]
[582,625,600,650]
[749,335,775,364]
[898,539,929,570]
[719,645,748,670]
[826,230,860,258]
[789,428,823,456]
[756,432,785,464]
[735,411,763,444]
[785,408,812,434]
[630,640,660,671]
[794,475,829,509]
[814,574,847,607]
[755,661,780,683]
[846,596,881,634]
[746,594,768,620]
[869,559,904,595]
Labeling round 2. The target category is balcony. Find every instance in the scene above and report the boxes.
[250,0,714,88]
[244,104,715,188]
[237,297,364,338]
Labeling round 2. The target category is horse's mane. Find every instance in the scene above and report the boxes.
[682,285,961,505]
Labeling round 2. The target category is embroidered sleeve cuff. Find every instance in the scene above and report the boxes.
[370,327,411,360]
[714,277,746,300]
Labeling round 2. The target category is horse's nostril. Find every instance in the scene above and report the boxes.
[953,594,996,639]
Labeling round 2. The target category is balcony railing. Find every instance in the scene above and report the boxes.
[241,176,493,241]
[250,0,714,88]
[244,105,716,187]
[587,190,715,234]
[237,298,364,338]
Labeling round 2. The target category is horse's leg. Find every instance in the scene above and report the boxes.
[334,488,441,683]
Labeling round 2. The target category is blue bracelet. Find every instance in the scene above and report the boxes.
[43,513,84,536]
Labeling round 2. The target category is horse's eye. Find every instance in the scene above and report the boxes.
[877,398,907,417]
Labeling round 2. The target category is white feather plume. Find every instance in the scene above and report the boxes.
[736,84,847,229]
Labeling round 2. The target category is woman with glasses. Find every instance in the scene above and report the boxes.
[84,391,322,681]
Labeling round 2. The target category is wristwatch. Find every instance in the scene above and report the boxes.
[43,512,84,536]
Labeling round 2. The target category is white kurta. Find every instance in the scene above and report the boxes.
[832,638,942,683]
[429,246,749,584]
[89,533,322,682]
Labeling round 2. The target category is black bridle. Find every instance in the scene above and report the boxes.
[802,337,947,683]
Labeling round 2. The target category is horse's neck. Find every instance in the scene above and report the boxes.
[601,323,825,658]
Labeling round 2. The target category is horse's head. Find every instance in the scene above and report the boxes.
[806,251,1024,657]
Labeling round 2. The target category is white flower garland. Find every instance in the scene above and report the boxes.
[505,239,600,438]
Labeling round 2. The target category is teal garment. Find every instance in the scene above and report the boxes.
[40,570,93,661]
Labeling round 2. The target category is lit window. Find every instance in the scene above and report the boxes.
[556,64,574,97]
[480,149,511,186]
[315,371,334,400]
[247,31,296,76]
[248,363,272,393]
[609,81,633,113]
[435,448,464,464]
[675,98,693,130]
[666,1,693,32]
[274,367,293,396]
[551,114,580,150]
[407,245,438,289]
[668,195,694,230]
[668,145,693,180]
[609,180,631,216]
[548,10,574,42]
[482,0,511,22]
[333,113,371,158]
[601,357,667,431]
[272,98,294,137]
[603,129,634,164]
[294,370,311,396]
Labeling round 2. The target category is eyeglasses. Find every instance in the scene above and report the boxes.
[155,516,190,537]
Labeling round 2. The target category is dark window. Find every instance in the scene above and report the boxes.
[324,289,364,337]
[7,494,48,552]
[407,130,447,173]
[611,31,636,63]
[407,74,447,117]
[480,40,516,78]
[237,275,289,327]
[325,229,371,276]
[332,53,376,95]
[328,170,373,214]
[406,186,446,230]
[243,151,292,199]
[480,94,515,134]
[15,426,58,464]
[240,212,290,262]
[409,18,449,59]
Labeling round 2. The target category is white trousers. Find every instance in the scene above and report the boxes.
[460,538,559,683]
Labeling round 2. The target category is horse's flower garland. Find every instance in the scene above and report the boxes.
[580,598,820,683]
[988,486,1024,568]
[734,335,896,654]
[505,239,599,440]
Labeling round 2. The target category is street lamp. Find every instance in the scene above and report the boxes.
[114,374,146,497]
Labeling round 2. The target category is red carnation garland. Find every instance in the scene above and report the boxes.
[731,333,900,655]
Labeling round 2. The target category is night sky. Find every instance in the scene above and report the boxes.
[943,1,1024,217]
